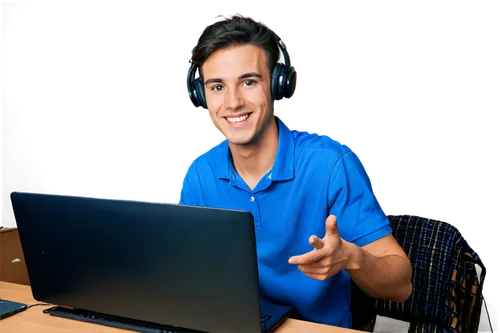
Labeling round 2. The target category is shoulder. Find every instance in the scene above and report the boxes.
[180,141,228,205]
[190,140,227,168]
[184,140,227,178]
[291,128,353,167]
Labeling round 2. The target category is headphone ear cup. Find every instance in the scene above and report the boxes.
[187,63,206,108]
[184,69,196,104]
[284,66,297,99]
[277,64,287,100]
[270,63,281,101]
[194,77,207,109]
[271,63,287,101]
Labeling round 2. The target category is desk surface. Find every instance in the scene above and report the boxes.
[0,282,358,333]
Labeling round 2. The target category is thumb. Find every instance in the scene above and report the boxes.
[325,214,339,237]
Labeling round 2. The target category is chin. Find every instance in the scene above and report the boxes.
[221,126,256,146]
[226,135,255,146]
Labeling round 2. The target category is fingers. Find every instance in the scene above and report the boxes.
[305,273,328,280]
[299,260,330,269]
[297,256,338,273]
[298,264,330,274]
[309,235,324,249]
[304,272,332,281]
[288,234,326,265]
[300,262,345,280]
[288,247,327,265]
[325,214,339,237]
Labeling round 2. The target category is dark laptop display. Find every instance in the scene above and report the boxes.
[10,192,292,332]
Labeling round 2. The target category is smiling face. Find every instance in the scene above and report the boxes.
[201,44,275,146]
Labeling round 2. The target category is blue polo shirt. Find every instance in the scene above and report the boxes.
[179,116,392,328]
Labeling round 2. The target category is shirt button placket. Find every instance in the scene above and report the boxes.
[249,195,261,227]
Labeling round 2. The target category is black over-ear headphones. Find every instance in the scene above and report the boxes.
[187,31,297,109]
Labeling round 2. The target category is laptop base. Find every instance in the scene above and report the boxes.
[261,313,290,333]
[259,300,294,332]
[43,306,204,333]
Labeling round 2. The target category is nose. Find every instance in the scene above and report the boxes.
[224,86,244,111]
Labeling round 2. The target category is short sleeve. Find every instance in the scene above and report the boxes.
[179,164,199,206]
[327,151,392,247]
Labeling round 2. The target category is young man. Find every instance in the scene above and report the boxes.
[180,15,412,329]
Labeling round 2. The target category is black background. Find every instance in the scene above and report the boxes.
[2,1,499,317]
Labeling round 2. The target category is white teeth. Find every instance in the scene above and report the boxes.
[226,114,249,123]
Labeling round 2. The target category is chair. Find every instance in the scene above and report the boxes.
[351,215,486,333]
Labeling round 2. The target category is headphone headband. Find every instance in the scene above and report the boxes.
[271,32,290,68]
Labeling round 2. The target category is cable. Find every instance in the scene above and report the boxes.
[482,295,493,333]
[0,296,50,308]
[27,302,50,308]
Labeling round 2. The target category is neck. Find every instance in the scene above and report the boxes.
[229,117,278,189]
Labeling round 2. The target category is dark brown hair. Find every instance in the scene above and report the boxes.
[191,15,280,75]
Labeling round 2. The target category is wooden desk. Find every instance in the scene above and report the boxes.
[0,227,30,285]
[0,282,358,333]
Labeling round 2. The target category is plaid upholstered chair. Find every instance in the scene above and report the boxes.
[351,215,486,333]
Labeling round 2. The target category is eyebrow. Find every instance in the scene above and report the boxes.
[204,72,263,86]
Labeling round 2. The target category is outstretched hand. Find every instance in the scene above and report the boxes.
[288,215,353,280]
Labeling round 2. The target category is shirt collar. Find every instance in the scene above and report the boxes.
[218,116,295,182]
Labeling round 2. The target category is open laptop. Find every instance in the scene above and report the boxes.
[10,191,293,332]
